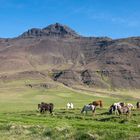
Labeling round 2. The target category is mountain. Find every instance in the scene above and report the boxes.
[0,23,140,89]
[19,23,80,38]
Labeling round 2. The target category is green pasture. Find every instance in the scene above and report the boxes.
[0,79,119,112]
[0,79,140,139]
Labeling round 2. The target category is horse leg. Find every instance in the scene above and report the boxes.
[92,110,96,116]
[49,108,52,114]
[116,109,120,116]
[127,110,131,118]
[40,108,43,113]
[115,110,117,115]
[81,106,85,114]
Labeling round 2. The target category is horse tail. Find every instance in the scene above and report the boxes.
[136,102,140,108]
[49,103,54,114]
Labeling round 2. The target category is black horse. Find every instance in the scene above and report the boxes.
[136,102,140,109]
[38,102,54,114]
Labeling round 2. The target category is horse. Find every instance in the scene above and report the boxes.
[109,103,131,117]
[81,104,96,116]
[117,106,131,117]
[66,103,71,109]
[109,102,125,115]
[126,103,134,110]
[38,102,54,114]
[70,103,74,109]
[66,102,74,109]
[109,104,121,115]
[38,102,46,110]
[90,100,103,108]
[136,102,140,109]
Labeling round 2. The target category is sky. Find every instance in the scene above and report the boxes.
[0,0,140,39]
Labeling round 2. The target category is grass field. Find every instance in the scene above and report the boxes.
[0,79,140,140]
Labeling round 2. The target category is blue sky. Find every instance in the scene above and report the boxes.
[0,0,140,38]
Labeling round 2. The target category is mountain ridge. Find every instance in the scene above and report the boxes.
[19,23,80,38]
[0,23,140,89]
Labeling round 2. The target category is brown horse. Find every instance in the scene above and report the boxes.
[38,102,54,114]
[89,100,103,108]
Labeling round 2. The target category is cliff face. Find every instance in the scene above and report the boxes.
[0,23,140,89]
[19,23,80,38]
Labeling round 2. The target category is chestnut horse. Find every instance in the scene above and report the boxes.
[89,100,103,108]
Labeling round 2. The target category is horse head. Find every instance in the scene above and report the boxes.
[38,104,41,109]
[120,102,125,107]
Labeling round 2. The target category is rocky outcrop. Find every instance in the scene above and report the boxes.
[19,23,80,38]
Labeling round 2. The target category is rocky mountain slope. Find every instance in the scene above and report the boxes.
[0,23,140,89]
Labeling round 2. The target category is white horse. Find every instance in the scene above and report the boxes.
[109,102,125,115]
[67,103,71,109]
[70,103,74,109]
[126,103,134,110]
[81,104,96,116]
[66,103,74,109]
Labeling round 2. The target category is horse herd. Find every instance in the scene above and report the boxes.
[38,101,140,117]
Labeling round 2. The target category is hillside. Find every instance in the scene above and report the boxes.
[0,23,140,89]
